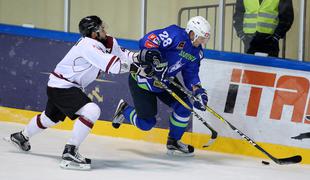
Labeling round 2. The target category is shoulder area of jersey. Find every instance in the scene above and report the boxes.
[79,36,103,45]
[165,25,187,35]
[165,25,191,42]
[79,37,106,52]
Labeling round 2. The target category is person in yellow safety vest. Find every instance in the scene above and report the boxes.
[233,0,294,57]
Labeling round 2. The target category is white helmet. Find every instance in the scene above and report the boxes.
[186,16,211,42]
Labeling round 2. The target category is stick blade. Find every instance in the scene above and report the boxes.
[274,155,302,165]
[202,130,218,148]
[202,138,216,148]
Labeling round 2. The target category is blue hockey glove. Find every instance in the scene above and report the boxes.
[193,88,208,111]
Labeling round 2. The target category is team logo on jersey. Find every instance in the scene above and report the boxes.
[144,40,159,48]
[179,51,196,61]
[168,59,185,73]
[147,34,160,45]
[176,41,186,50]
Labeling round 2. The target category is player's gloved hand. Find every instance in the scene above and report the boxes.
[154,65,168,82]
[132,49,168,81]
[193,87,208,111]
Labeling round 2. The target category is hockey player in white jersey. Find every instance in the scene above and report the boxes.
[8,15,137,170]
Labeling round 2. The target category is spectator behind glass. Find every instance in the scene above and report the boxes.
[233,0,294,57]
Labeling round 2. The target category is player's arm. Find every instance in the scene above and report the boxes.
[182,59,201,91]
[182,55,208,111]
[110,37,140,73]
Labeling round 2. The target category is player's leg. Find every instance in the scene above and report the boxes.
[68,102,100,147]
[167,101,194,156]
[158,79,194,156]
[9,98,64,151]
[46,87,95,170]
[112,75,157,131]
[59,102,100,170]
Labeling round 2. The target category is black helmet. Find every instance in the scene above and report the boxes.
[79,15,102,37]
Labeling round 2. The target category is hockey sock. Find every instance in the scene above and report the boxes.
[67,116,94,147]
[122,105,135,124]
[68,103,100,147]
[23,111,57,138]
[168,112,190,140]
[123,106,156,131]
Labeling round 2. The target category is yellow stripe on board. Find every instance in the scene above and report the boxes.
[1,106,309,164]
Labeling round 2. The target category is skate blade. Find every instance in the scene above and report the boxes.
[3,137,19,149]
[167,149,194,157]
[3,136,11,143]
[3,137,24,151]
[60,160,91,170]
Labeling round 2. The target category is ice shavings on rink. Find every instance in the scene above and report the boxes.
[0,121,309,180]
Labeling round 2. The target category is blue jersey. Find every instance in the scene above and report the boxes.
[134,25,204,92]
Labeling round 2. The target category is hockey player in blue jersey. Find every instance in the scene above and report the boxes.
[112,16,211,156]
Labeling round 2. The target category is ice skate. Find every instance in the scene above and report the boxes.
[112,99,128,129]
[60,144,91,170]
[4,131,31,151]
[166,137,194,157]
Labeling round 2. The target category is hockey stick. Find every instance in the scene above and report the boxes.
[152,76,218,147]
[166,77,302,165]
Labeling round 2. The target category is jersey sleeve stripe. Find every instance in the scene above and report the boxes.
[105,56,119,73]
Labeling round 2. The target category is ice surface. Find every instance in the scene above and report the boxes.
[0,122,309,180]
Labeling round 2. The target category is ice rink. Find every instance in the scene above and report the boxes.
[0,121,309,180]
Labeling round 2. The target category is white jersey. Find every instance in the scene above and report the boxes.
[48,36,135,89]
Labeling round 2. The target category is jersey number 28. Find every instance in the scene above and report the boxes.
[159,31,172,47]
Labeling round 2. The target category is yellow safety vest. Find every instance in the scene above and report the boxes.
[243,0,279,34]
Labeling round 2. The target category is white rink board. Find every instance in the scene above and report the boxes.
[193,59,310,149]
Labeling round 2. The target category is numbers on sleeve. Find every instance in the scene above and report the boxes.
[158,31,172,47]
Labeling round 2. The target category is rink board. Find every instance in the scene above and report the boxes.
[0,24,309,163]
[195,59,310,149]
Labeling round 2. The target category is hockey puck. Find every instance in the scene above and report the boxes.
[262,160,270,165]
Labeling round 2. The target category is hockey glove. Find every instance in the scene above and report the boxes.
[132,49,168,81]
[193,88,208,111]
